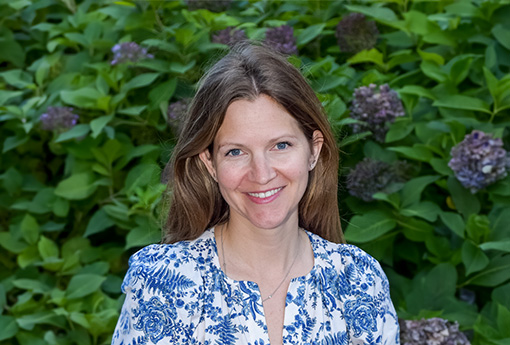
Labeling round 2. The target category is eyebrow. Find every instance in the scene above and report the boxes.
[216,135,300,150]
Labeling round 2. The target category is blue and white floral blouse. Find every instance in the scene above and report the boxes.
[112,228,400,345]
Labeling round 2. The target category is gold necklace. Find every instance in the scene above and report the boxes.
[220,227,301,303]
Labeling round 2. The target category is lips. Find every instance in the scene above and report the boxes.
[247,187,283,199]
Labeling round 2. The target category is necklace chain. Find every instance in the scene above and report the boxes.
[220,226,301,303]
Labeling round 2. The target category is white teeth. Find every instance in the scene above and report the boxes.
[248,188,282,198]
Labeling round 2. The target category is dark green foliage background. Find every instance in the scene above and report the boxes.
[1,0,510,344]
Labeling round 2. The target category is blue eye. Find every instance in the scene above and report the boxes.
[275,142,291,150]
[226,149,241,156]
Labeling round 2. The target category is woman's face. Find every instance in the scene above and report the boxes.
[199,94,323,230]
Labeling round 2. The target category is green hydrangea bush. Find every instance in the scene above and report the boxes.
[1,1,509,344]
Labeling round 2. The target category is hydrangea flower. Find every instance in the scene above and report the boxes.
[40,106,79,131]
[186,0,231,12]
[111,42,154,65]
[349,84,405,142]
[167,98,191,134]
[347,158,411,202]
[400,318,470,345]
[335,13,379,53]
[448,130,510,193]
[265,25,298,55]
[212,27,247,46]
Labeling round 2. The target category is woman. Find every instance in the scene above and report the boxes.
[112,43,399,345]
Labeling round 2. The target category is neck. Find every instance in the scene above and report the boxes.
[218,220,303,279]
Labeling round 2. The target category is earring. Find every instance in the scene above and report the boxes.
[309,160,316,170]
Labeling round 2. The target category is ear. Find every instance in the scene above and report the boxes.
[199,149,217,181]
[309,130,324,170]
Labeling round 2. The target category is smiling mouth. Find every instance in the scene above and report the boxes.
[247,187,283,199]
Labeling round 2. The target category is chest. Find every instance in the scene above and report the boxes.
[191,275,347,344]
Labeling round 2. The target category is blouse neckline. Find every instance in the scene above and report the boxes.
[207,227,319,286]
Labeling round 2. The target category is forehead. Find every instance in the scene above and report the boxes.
[214,95,306,145]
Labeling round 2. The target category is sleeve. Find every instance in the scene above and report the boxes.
[111,244,202,345]
[341,245,400,345]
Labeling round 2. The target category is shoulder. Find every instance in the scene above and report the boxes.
[308,232,389,290]
[121,230,214,294]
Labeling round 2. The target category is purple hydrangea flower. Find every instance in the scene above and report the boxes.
[335,13,379,53]
[349,84,405,142]
[347,158,411,202]
[186,0,231,12]
[111,42,154,65]
[265,25,298,55]
[448,130,510,193]
[212,27,247,46]
[40,106,79,131]
[167,98,191,134]
[400,318,471,345]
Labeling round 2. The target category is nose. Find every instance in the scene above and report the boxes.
[249,154,277,184]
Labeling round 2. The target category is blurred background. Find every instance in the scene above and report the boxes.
[1,0,509,344]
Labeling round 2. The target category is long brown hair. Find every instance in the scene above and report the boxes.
[163,42,344,244]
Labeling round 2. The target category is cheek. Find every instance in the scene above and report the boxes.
[216,162,246,189]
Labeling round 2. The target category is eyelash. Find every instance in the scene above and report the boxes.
[224,142,292,157]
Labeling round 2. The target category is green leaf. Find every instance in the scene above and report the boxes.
[12,279,50,294]
[385,119,414,143]
[339,131,372,147]
[344,211,397,243]
[148,79,177,106]
[3,134,29,153]
[372,192,400,209]
[447,55,473,86]
[405,263,457,313]
[466,214,490,244]
[433,95,492,114]
[347,49,386,69]
[118,105,147,116]
[60,88,103,109]
[0,39,25,67]
[54,172,97,200]
[20,213,40,245]
[400,201,440,222]
[462,241,490,276]
[84,208,115,237]
[55,124,91,143]
[297,23,325,46]
[66,274,106,299]
[121,73,160,93]
[493,283,510,309]
[125,163,160,194]
[16,311,65,331]
[447,177,481,218]
[0,315,18,341]
[466,255,510,287]
[388,145,433,162]
[439,211,465,238]
[480,241,510,253]
[429,158,453,176]
[0,232,27,253]
[399,217,434,242]
[487,176,510,196]
[492,24,510,50]
[420,60,447,83]
[170,61,196,74]
[398,85,436,100]
[38,235,59,260]
[401,175,440,208]
[345,5,398,22]
[125,216,161,249]
[90,114,114,138]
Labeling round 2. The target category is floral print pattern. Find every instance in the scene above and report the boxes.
[112,229,400,344]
